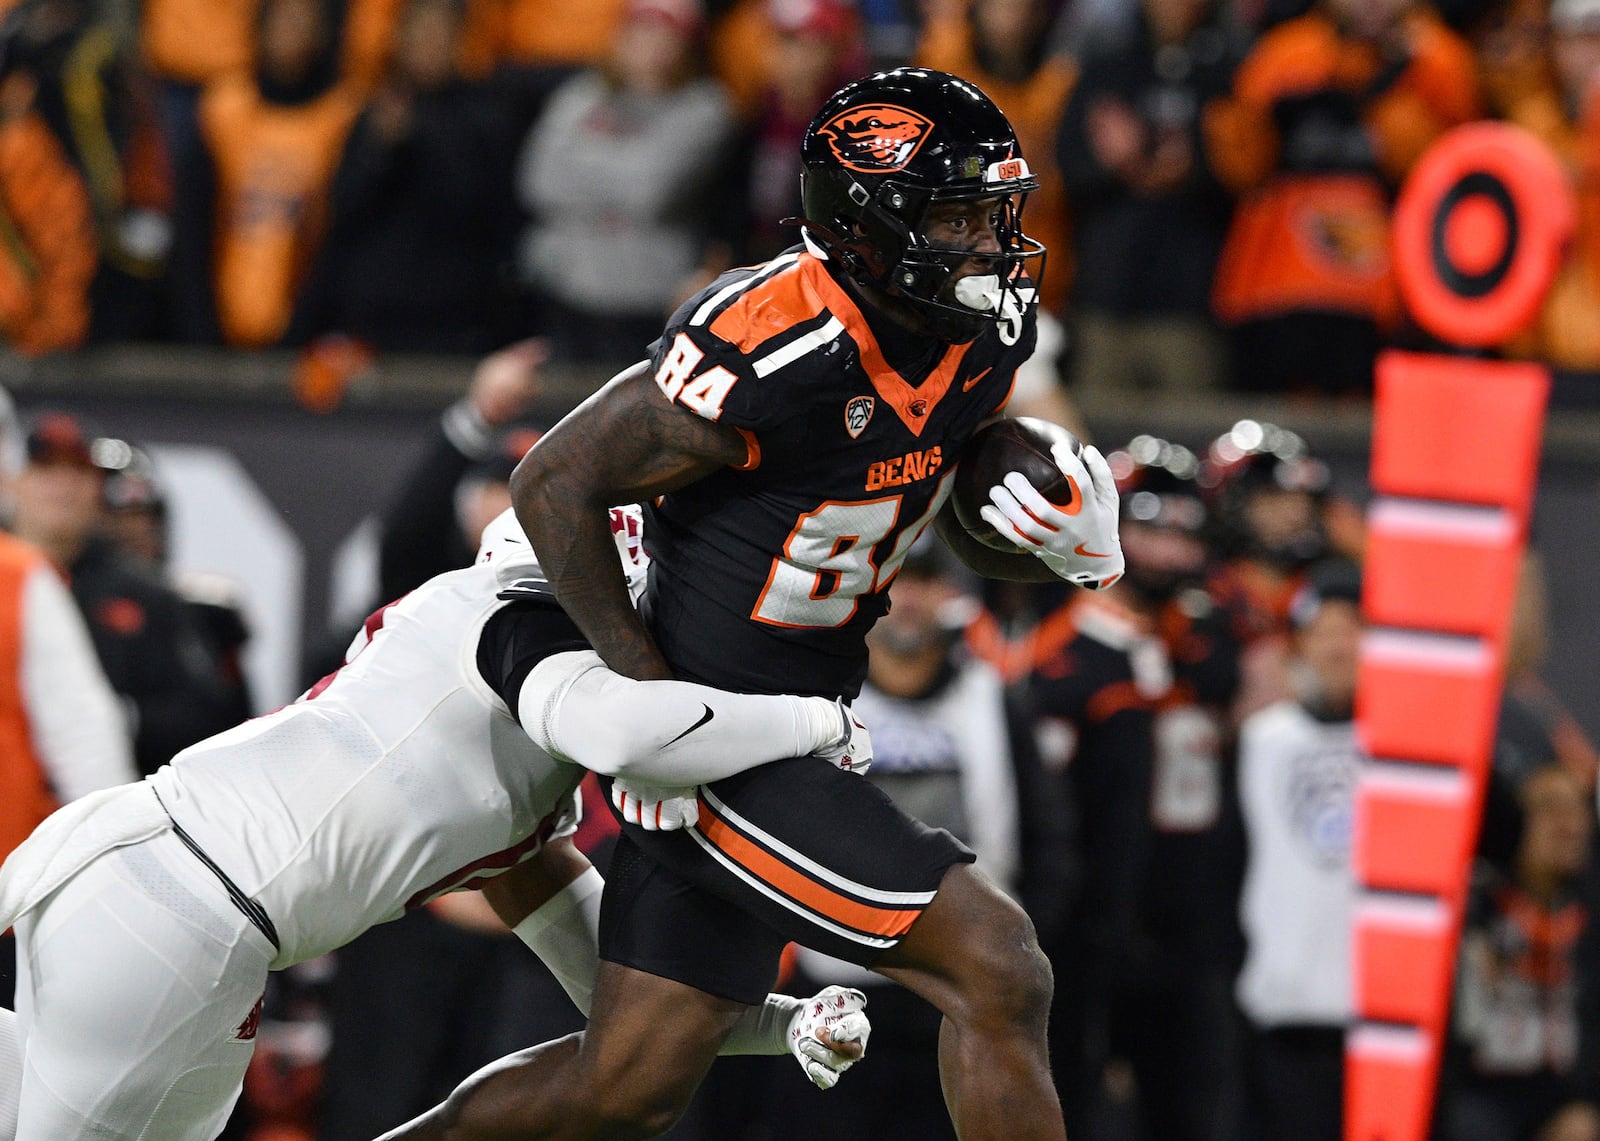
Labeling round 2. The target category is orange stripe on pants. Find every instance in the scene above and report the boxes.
[695,802,922,940]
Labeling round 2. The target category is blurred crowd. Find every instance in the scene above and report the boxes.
[0,0,1599,392]
[1,0,1600,1137]
[3,339,1598,1139]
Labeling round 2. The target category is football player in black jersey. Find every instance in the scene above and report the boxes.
[384,68,1125,1141]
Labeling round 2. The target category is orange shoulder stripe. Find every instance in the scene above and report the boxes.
[1087,679,1150,724]
[1028,603,1081,672]
[708,252,974,437]
[709,258,820,354]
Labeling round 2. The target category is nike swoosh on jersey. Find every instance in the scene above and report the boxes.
[1074,543,1113,558]
[962,366,994,392]
[663,704,716,747]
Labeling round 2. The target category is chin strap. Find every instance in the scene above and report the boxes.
[792,220,896,288]
[793,219,1019,343]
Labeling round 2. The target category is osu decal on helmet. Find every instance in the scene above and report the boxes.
[798,67,1045,344]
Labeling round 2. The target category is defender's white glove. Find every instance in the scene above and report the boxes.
[788,985,871,1090]
[813,703,872,775]
[979,443,1125,590]
[611,778,699,830]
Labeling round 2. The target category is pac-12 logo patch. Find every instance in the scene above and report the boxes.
[817,104,934,173]
[845,396,875,439]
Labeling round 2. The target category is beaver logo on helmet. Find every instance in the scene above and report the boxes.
[801,68,1045,342]
[817,104,934,173]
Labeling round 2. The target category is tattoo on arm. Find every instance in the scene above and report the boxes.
[510,361,749,680]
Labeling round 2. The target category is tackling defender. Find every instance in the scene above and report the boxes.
[386,69,1124,1140]
[0,507,873,1140]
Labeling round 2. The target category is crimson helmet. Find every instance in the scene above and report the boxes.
[798,67,1045,343]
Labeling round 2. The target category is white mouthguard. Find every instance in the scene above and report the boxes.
[953,274,1002,312]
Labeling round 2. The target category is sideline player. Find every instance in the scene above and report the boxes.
[386,69,1124,1140]
[0,507,873,1140]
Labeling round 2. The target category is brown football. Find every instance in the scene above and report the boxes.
[952,417,1085,551]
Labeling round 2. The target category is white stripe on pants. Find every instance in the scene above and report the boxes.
[13,828,276,1140]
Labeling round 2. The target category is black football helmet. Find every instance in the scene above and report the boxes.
[95,438,165,514]
[1199,420,1330,569]
[798,67,1045,344]
[1108,435,1211,600]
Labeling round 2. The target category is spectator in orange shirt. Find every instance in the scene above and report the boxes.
[5,0,172,342]
[1470,0,1552,121]
[0,55,95,355]
[145,0,398,343]
[1489,0,1600,371]
[456,0,627,77]
[198,0,360,348]
[1206,0,1481,395]
[917,0,1077,312]
[140,0,252,342]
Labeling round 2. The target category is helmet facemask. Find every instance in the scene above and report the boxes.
[1200,421,1332,570]
[800,164,1045,344]
[796,69,1048,345]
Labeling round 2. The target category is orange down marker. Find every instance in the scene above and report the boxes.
[1346,123,1567,1141]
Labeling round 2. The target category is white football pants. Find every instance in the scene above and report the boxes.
[10,828,275,1140]
[0,1003,19,1139]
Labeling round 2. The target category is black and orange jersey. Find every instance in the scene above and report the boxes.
[1019,595,1152,986]
[1205,559,1302,647]
[1157,590,1242,718]
[1023,593,1154,760]
[1147,592,1245,965]
[642,245,1037,699]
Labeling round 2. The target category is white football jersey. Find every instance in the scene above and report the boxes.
[147,511,648,970]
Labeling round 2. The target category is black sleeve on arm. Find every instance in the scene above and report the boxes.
[475,600,593,720]
[378,426,480,601]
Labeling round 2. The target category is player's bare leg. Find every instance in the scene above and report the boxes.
[873,862,1067,1141]
[409,860,1063,1141]
[377,963,744,1141]
[374,1034,585,1141]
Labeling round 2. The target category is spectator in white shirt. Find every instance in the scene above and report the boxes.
[1236,558,1363,1141]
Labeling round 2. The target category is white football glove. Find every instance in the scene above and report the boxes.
[611,778,699,831]
[978,442,1126,590]
[788,985,871,1090]
[812,702,872,775]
